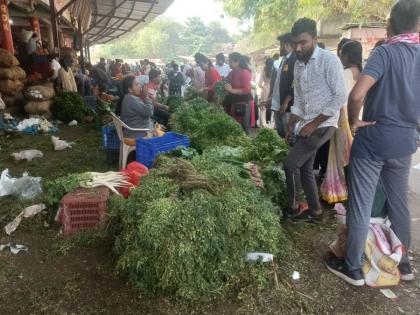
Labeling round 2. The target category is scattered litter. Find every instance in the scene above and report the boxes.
[292,271,300,280]
[413,163,420,170]
[16,118,40,131]
[398,307,406,314]
[11,149,43,162]
[52,136,74,151]
[4,204,46,235]
[68,120,78,126]
[0,243,28,254]
[0,169,42,199]
[380,289,397,299]
[246,252,274,262]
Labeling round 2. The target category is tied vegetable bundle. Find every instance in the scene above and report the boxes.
[110,155,284,302]
[44,171,132,217]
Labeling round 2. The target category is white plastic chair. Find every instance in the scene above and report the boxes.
[110,112,151,169]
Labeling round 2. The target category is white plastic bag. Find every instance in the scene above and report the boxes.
[0,169,42,199]
[11,149,43,162]
[51,136,74,151]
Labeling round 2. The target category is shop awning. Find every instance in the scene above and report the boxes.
[86,0,174,45]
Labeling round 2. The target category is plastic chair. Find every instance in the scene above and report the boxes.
[110,112,151,169]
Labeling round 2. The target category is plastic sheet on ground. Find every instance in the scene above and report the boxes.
[0,243,28,254]
[4,204,46,235]
[0,169,42,199]
[16,117,58,134]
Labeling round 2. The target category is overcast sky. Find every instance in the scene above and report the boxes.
[162,0,245,34]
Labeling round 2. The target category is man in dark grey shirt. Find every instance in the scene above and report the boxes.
[326,0,420,286]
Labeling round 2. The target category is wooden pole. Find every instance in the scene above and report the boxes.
[49,0,59,51]
[78,17,85,73]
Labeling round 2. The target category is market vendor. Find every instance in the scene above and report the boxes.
[145,69,170,126]
[223,52,254,134]
[194,53,221,102]
[120,75,154,143]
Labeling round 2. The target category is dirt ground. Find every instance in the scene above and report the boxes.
[0,125,419,315]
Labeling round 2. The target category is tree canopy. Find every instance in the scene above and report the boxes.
[220,0,394,47]
[93,17,232,61]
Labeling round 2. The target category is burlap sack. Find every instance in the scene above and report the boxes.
[24,100,52,114]
[24,85,55,101]
[0,49,20,68]
[0,79,24,96]
[0,67,26,81]
[2,92,25,108]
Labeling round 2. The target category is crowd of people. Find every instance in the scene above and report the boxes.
[17,0,418,289]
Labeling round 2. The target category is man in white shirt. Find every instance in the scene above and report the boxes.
[48,53,61,80]
[283,18,346,220]
[215,53,231,78]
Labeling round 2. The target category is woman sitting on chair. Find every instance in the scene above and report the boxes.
[119,75,153,144]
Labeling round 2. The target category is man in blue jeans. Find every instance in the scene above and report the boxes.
[326,0,420,286]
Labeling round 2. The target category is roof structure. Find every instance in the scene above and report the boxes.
[85,0,174,45]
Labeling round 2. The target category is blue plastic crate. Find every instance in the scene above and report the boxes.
[136,132,190,168]
[102,126,120,150]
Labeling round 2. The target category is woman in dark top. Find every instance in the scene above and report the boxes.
[168,64,185,96]
[194,53,222,102]
[224,52,253,134]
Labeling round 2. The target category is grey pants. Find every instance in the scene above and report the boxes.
[345,155,412,271]
[283,127,336,211]
[273,111,290,138]
[241,102,251,135]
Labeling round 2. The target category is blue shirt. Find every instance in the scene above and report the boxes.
[351,43,420,160]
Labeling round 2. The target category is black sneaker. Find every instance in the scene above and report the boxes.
[325,256,365,286]
[399,262,414,281]
[281,208,295,221]
[292,209,322,222]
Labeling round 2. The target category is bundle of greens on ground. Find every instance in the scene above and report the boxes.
[109,155,285,302]
[170,97,250,152]
[52,92,89,123]
[166,95,183,113]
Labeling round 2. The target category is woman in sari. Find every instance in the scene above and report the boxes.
[320,41,363,203]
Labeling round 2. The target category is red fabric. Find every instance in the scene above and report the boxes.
[228,68,252,94]
[205,67,221,92]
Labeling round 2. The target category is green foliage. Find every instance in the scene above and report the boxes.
[244,129,289,165]
[52,92,89,123]
[110,156,283,302]
[166,95,184,113]
[94,18,232,60]
[261,165,288,210]
[221,0,394,50]
[170,98,249,152]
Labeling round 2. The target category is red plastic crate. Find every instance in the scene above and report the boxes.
[60,186,110,235]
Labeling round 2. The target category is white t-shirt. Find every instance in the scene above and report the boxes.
[50,59,61,80]
[215,63,231,78]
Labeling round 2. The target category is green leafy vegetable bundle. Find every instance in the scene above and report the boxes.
[110,156,284,302]
[166,95,183,113]
[170,98,250,152]
[52,92,89,123]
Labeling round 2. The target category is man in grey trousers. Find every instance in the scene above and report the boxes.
[283,18,346,220]
[326,0,420,286]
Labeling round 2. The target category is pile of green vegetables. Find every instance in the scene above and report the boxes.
[170,98,250,152]
[110,156,284,302]
[52,92,89,123]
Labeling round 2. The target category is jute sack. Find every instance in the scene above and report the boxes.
[0,79,24,96]
[24,100,52,114]
[2,92,25,108]
[0,67,27,81]
[0,49,20,68]
[24,85,55,101]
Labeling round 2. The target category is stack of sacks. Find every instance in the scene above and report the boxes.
[0,49,26,114]
[24,85,55,119]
